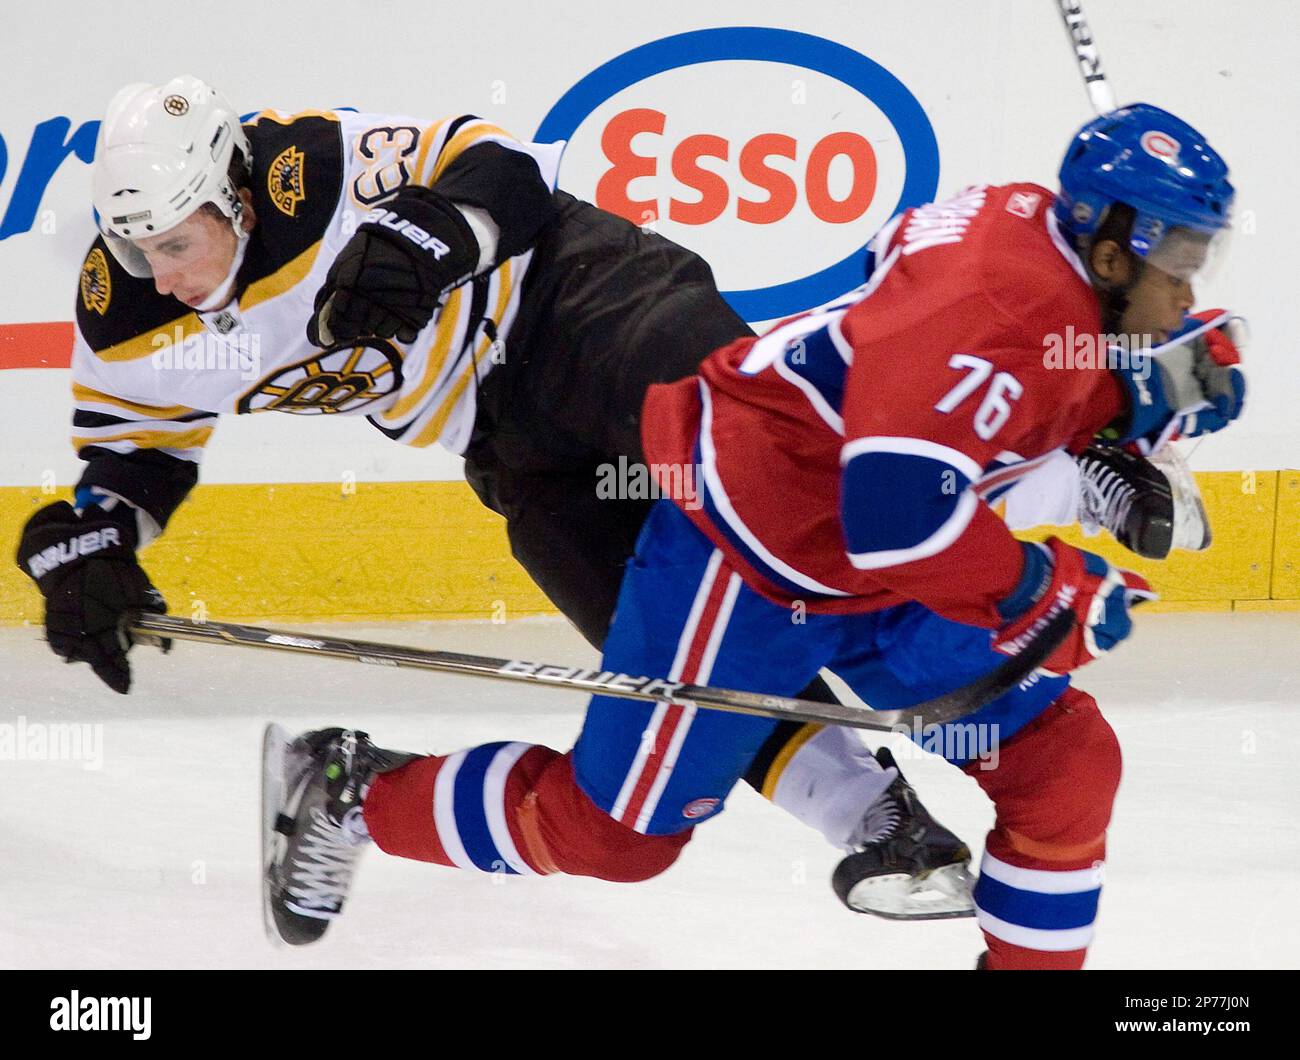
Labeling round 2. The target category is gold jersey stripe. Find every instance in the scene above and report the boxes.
[430,122,516,183]
[760,723,822,801]
[412,119,454,188]
[408,355,478,448]
[377,285,467,424]
[71,383,197,421]
[71,425,215,452]
[408,261,515,448]
[92,314,204,364]
[491,259,514,331]
[250,109,341,126]
[241,241,323,313]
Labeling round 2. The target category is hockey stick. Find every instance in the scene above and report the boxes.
[1056,0,1119,115]
[127,610,1071,734]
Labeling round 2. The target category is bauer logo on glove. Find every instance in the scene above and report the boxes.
[25,525,124,579]
[15,501,167,695]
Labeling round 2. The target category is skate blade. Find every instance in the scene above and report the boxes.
[260,723,306,947]
[844,862,976,921]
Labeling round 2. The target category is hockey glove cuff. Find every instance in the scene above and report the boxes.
[993,537,1155,675]
[1104,309,1247,448]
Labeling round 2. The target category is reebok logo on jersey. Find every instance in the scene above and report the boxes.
[27,528,121,579]
[1005,191,1041,219]
[363,208,451,257]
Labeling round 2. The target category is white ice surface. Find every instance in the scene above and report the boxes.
[1,612,1297,969]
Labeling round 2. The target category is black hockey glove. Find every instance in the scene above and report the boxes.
[16,501,166,694]
[307,186,480,346]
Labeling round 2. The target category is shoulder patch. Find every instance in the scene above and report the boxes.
[268,145,306,217]
[80,248,112,315]
[75,237,195,355]
[240,114,343,290]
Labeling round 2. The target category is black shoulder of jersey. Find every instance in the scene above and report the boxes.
[74,236,194,354]
[238,112,345,290]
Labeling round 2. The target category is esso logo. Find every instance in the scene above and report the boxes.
[1141,130,1181,161]
[537,28,938,322]
[596,109,880,228]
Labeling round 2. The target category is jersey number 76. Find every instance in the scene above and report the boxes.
[934,354,1023,441]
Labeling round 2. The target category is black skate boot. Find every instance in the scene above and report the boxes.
[261,725,417,946]
[1076,443,1209,559]
[831,748,975,920]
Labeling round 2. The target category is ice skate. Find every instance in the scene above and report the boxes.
[831,748,975,921]
[1076,443,1210,559]
[261,725,416,946]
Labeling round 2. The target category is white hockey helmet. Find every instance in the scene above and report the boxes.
[92,75,251,277]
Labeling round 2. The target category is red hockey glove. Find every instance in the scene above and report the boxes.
[993,536,1155,676]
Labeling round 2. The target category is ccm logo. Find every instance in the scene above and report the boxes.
[363,208,452,257]
[597,108,878,226]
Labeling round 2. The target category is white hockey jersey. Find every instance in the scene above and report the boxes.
[71,108,562,531]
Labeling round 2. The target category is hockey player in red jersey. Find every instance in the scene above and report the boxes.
[260,102,1244,966]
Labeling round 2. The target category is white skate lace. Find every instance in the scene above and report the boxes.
[286,805,368,916]
[851,794,902,848]
[1078,459,1135,538]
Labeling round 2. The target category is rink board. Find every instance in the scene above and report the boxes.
[2,470,1297,624]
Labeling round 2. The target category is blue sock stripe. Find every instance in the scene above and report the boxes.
[452,742,519,875]
[973,873,1100,931]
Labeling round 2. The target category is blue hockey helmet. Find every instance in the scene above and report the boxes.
[1056,103,1234,281]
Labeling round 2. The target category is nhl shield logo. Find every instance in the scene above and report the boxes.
[80,248,112,315]
[269,145,306,217]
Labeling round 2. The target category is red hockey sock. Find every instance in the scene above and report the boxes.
[363,743,690,882]
[966,688,1121,970]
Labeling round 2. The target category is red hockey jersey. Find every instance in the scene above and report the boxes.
[641,183,1126,628]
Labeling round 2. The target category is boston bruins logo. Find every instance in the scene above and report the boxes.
[268,145,306,217]
[238,340,403,415]
[80,248,112,315]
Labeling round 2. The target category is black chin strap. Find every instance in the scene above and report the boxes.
[1097,284,1129,336]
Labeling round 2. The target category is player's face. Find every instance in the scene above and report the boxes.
[1090,237,1197,346]
[133,208,239,309]
[1116,262,1196,346]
